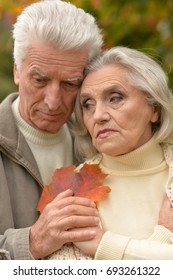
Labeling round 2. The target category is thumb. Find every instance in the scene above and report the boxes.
[161,194,171,208]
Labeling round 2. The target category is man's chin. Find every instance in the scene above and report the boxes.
[34,122,63,134]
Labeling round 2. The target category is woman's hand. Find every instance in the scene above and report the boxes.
[29,189,100,259]
[73,226,104,257]
[158,194,173,232]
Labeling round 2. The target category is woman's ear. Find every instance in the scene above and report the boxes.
[151,104,161,123]
[13,64,20,85]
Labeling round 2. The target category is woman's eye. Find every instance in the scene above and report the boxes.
[81,99,95,110]
[110,93,124,103]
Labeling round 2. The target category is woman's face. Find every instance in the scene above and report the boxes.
[80,64,159,156]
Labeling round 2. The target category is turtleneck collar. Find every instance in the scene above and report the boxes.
[100,137,165,172]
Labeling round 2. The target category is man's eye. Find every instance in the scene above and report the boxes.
[64,81,80,88]
[32,76,46,84]
[36,78,46,83]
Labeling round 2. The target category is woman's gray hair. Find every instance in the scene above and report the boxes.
[13,0,103,69]
[74,46,173,161]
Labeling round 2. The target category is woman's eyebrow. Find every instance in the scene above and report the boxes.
[102,84,125,94]
[80,84,125,97]
[80,92,92,99]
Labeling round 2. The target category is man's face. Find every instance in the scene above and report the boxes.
[14,43,88,133]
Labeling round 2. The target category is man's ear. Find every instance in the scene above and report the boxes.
[13,63,20,85]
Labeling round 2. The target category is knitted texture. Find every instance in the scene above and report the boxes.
[47,244,92,260]
[47,144,173,260]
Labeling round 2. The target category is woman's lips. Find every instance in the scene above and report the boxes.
[96,129,117,139]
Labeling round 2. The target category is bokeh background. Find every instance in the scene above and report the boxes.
[0,0,173,102]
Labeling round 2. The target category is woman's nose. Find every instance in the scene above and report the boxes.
[93,103,110,123]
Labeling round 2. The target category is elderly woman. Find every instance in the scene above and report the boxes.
[72,47,173,259]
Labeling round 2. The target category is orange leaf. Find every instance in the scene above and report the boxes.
[37,163,110,212]
[84,185,111,202]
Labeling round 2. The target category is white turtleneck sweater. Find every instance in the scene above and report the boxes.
[92,138,173,259]
[48,138,173,260]
[12,97,73,185]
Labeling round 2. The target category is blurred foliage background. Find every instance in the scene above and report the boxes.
[0,0,173,102]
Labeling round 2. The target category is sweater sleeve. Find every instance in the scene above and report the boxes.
[95,231,130,260]
[148,225,173,243]
[0,227,33,260]
[95,226,173,260]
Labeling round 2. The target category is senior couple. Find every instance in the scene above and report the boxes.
[0,0,173,260]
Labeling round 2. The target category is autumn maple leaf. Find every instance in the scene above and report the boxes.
[37,163,111,212]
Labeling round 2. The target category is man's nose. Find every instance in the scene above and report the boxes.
[44,86,62,111]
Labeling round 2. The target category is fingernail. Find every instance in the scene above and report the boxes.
[90,230,96,237]
[67,189,74,195]
[94,217,100,223]
[91,201,96,208]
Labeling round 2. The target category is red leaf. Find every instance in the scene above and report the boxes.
[37,163,110,212]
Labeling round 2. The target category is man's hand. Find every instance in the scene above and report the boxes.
[29,189,100,259]
[73,226,103,257]
[158,194,173,232]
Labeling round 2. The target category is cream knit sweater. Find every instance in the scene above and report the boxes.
[49,138,173,260]
[12,98,73,185]
[95,138,173,259]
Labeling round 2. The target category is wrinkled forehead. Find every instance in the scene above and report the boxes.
[81,64,131,90]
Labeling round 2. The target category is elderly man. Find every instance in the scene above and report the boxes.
[0,0,103,259]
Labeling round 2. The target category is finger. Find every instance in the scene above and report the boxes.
[61,227,97,244]
[54,189,74,199]
[52,195,96,209]
[58,215,100,231]
[60,204,99,217]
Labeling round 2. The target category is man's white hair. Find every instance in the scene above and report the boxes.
[13,0,103,69]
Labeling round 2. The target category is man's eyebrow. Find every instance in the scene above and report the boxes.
[30,68,82,82]
[30,67,47,77]
[65,77,83,82]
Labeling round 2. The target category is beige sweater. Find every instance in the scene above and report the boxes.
[94,138,173,259]
[49,138,173,259]
[12,97,73,185]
